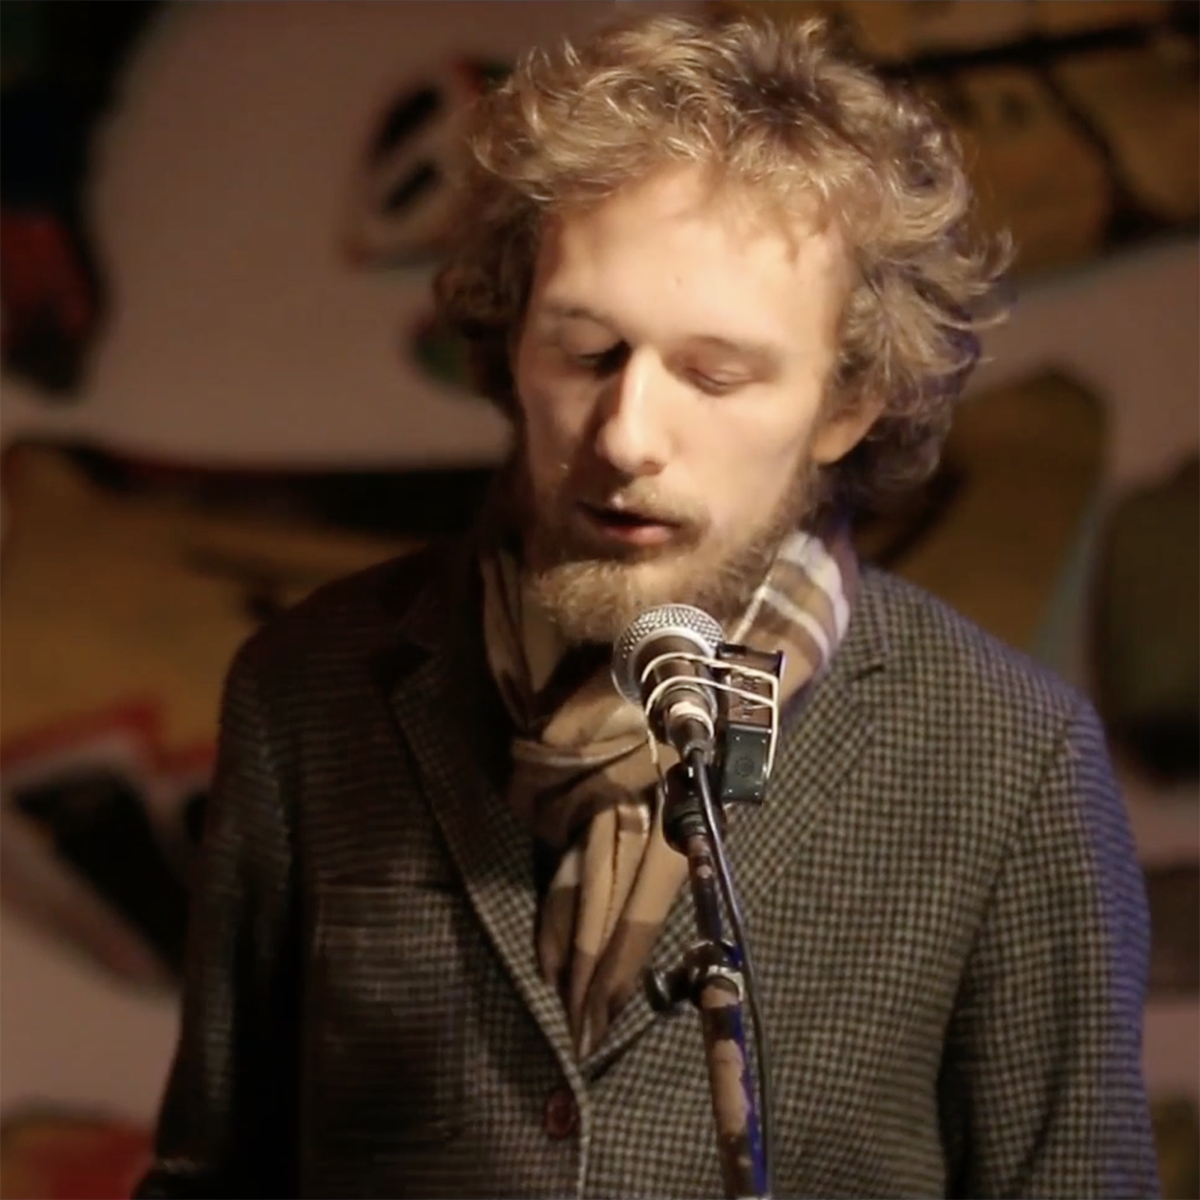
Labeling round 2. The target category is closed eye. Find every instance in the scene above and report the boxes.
[571,343,629,375]
[688,373,746,397]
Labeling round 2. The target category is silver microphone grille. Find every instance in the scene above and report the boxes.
[611,604,725,704]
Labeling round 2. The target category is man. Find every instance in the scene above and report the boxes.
[136,9,1159,1198]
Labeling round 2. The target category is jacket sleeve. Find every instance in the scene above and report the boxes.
[945,697,1161,1198]
[134,639,297,1198]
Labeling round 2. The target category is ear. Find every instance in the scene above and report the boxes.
[810,395,885,465]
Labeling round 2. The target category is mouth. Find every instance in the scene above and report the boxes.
[576,501,680,548]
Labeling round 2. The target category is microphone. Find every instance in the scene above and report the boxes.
[611,604,725,760]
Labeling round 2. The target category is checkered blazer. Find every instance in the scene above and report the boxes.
[136,540,1160,1199]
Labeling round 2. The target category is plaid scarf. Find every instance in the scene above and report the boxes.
[481,522,859,1058]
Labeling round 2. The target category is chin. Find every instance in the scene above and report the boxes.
[527,552,733,645]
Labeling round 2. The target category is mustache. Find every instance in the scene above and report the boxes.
[509,448,707,532]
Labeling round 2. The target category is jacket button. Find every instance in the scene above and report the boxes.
[542,1086,579,1140]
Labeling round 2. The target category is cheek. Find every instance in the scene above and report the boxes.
[690,415,811,526]
[518,361,591,453]
[522,398,570,490]
[515,368,585,492]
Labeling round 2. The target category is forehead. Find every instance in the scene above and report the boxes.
[529,167,850,352]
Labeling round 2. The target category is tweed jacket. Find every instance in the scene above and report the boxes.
[136,539,1159,1199]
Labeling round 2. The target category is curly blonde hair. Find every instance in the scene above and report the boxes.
[434,8,1010,513]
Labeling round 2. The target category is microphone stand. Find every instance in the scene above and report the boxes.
[650,754,770,1200]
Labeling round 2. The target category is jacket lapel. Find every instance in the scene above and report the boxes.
[383,543,581,1079]
[583,577,888,1074]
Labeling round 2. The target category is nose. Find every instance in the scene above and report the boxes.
[592,347,672,479]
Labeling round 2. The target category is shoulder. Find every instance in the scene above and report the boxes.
[823,568,1137,935]
[838,565,1115,853]
[856,563,1088,742]
[224,539,458,708]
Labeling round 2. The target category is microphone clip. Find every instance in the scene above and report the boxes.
[709,642,782,808]
[646,938,744,1014]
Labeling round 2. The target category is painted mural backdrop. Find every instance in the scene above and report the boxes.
[711,0,1198,274]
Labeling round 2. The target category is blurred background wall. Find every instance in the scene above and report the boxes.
[0,2,1196,1195]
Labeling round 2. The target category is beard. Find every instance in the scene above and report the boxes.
[511,449,821,646]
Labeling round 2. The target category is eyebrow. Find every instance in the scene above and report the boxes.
[540,301,784,370]
[541,301,617,327]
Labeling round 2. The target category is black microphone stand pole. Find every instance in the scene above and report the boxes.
[652,754,769,1200]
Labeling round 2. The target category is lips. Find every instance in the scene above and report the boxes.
[577,501,679,547]
[582,502,668,526]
